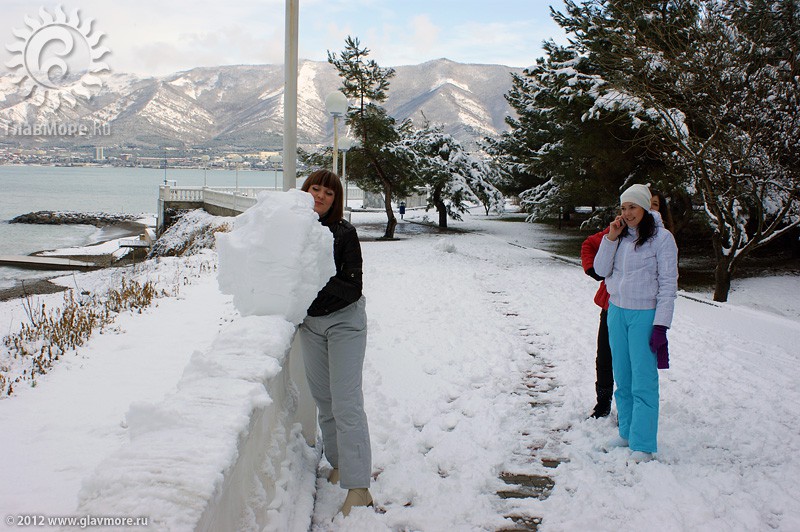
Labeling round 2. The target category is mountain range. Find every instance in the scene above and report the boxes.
[0,59,522,152]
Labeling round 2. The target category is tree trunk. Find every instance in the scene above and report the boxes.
[711,230,736,302]
[436,200,447,228]
[432,185,447,228]
[713,259,733,303]
[381,180,397,239]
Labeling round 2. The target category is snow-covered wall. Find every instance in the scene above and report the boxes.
[69,316,318,531]
[192,321,319,532]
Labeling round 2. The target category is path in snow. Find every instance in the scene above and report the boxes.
[309,227,588,530]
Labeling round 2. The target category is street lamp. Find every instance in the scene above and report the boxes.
[230,154,243,210]
[269,154,283,190]
[338,136,353,210]
[324,91,348,175]
[200,155,210,187]
[230,155,243,190]
[284,0,298,192]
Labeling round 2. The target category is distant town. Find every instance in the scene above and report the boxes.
[0,144,288,170]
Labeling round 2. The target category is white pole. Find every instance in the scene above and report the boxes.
[234,160,239,211]
[332,115,339,176]
[283,0,299,190]
[325,92,348,178]
[342,149,348,208]
[338,136,352,210]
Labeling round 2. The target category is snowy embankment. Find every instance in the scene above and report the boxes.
[74,315,310,530]
[0,203,799,531]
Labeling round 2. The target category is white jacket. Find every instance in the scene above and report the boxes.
[594,211,678,327]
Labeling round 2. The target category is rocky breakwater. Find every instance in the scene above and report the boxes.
[0,211,153,301]
[10,211,140,227]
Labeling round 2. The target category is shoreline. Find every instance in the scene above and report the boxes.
[0,219,151,302]
[0,279,69,302]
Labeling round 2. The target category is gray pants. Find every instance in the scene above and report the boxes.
[298,296,371,489]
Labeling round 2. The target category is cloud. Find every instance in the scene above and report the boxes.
[409,15,440,53]
[305,3,567,68]
[0,0,567,76]
[444,20,560,66]
[107,20,284,75]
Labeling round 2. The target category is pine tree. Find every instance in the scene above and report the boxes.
[328,36,418,239]
[486,31,670,224]
[392,126,504,227]
[567,0,800,301]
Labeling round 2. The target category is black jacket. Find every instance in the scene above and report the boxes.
[306,218,363,317]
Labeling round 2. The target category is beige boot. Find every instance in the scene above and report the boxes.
[327,468,340,485]
[340,488,374,517]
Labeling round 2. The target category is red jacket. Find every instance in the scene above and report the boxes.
[581,227,610,309]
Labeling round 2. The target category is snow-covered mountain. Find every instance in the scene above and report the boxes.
[0,59,521,150]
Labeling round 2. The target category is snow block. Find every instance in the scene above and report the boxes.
[69,316,318,531]
[215,189,335,325]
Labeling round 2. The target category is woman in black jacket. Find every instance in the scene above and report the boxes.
[298,169,372,516]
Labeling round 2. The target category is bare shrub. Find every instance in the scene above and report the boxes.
[1,278,165,396]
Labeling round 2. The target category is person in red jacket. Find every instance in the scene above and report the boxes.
[581,227,614,417]
[581,190,673,418]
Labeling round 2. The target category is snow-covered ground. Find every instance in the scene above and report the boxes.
[0,204,798,531]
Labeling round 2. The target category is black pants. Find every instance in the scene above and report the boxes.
[596,308,614,390]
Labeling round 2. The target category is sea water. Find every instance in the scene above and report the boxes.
[0,164,283,290]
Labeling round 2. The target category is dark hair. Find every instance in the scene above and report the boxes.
[650,189,674,232]
[622,209,657,249]
[301,169,343,224]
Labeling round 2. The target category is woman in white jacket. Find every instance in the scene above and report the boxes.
[594,184,678,463]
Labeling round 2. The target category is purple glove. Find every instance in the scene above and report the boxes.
[649,325,669,369]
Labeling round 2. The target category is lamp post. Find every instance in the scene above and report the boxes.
[324,91,348,175]
[230,155,243,191]
[230,155,243,211]
[338,136,353,210]
[284,0,298,191]
[269,154,283,189]
[200,155,210,187]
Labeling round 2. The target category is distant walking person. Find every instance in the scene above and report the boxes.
[594,184,678,463]
[581,189,673,418]
[298,169,373,516]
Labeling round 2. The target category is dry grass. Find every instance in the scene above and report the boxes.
[1,278,166,396]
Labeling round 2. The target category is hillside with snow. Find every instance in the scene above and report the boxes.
[0,59,520,150]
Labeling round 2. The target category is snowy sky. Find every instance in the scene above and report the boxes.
[0,0,568,77]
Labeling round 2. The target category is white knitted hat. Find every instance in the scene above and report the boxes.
[620,184,652,211]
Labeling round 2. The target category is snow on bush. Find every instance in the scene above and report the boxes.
[149,210,232,258]
[216,190,335,324]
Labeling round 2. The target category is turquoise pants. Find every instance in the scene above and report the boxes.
[608,303,659,453]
